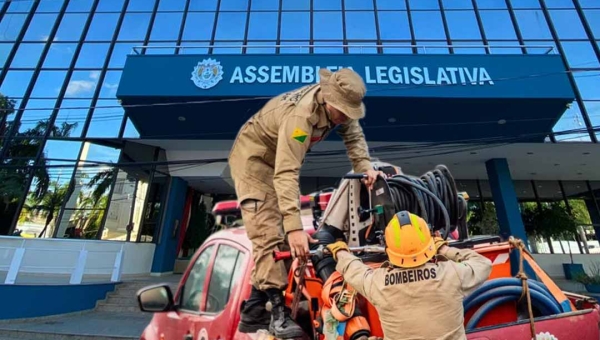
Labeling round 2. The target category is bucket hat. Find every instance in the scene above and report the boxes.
[319,68,367,120]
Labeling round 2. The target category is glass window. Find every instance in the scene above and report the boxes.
[313,12,343,40]
[55,14,88,41]
[280,12,310,40]
[314,0,341,11]
[583,101,600,140]
[314,41,344,54]
[179,43,210,54]
[345,0,374,10]
[251,0,279,10]
[417,41,450,54]
[574,71,600,100]
[0,14,27,41]
[8,0,34,12]
[479,10,517,40]
[144,42,177,55]
[549,10,588,39]
[545,0,574,8]
[445,11,482,40]
[215,13,247,41]
[282,0,309,10]
[37,0,65,12]
[219,0,248,11]
[158,0,186,11]
[442,0,472,9]
[123,118,140,138]
[64,70,100,99]
[86,99,124,137]
[18,99,57,133]
[452,41,486,54]
[180,245,214,312]
[510,0,540,9]
[279,41,310,54]
[514,10,553,40]
[86,13,119,41]
[30,71,68,98]
[0,43,13,67]
[212,42,244,54]
[99,71,121,99]
[97,0,126,12]
[561,41,600,68]
[127,0,157,11]
[378,11,411,40]
[150,13,184,41]
[376,0,406,10]
[0,70,34,98]
[205,245,244,313]
[552,102,591,142]
[345,12,377,40]
[43,43,77,68]
[409,0,439,10]
[11,43,45,68]
[66,0,94,12]
[182,13,215,41]
[583,10,600,39]
[76,43,111,69]
[476,0,506,9]
[411,11,446,40]
[24,13,58,42]
[109,42,139,68]
[248,12,278,40]
[189,0,219,11]
[54,99,91,138]
[488,41,525,54]
[118,13,151,41]
[348,42,378,54]
[246,41,276,54]
[579,0,600,8]
[523,40,557,54]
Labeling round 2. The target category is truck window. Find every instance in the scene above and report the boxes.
[180,245,214,312]
[205,244,246,313]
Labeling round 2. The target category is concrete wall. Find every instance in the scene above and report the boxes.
[532,253,600,279]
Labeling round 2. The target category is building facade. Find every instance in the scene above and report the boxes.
[1,0,600,267]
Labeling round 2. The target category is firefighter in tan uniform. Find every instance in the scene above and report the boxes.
[228,68,383,339]
[326,211,493,340]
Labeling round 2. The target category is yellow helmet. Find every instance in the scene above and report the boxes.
[384,211,436,268]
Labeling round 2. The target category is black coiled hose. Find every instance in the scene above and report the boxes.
[386,165,467,237]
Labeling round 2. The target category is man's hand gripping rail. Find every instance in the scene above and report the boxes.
[272,245,386,262]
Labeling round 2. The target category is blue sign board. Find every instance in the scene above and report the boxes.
[117,54,574,100]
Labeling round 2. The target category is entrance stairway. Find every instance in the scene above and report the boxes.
[0,275,182,340]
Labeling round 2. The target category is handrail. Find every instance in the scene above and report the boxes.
[131,44,556,55]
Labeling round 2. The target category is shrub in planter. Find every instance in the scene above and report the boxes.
[573,262,600,294]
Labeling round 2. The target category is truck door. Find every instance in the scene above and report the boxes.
[191,240,250,340]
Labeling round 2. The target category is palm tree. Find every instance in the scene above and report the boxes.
[30,181,70,238]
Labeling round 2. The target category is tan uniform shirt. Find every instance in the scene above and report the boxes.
[228,84,372,234]
[335,247,492,340]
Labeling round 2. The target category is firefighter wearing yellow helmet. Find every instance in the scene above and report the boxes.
[326,211,492,340]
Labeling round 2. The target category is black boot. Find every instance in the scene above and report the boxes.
[238,287,271,333]
[265,288,305,339]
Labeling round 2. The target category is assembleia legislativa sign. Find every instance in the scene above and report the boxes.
[229,65,495,86]
[190,58,495,90]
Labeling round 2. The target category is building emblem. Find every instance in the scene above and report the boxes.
[191,58,224,89]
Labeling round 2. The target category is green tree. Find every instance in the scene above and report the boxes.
[29,181,70,238]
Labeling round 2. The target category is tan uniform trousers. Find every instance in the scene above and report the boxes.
[233,177,290,291]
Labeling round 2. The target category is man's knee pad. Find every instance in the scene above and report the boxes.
[344,316,371,340]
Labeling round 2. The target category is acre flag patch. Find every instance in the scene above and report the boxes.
[291,128,308,143]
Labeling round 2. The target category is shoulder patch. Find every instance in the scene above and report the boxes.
[291,128,308,144]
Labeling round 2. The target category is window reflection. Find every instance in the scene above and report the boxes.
[573,71,600,100]
[344,0,373,10]
[545,0,575,9]
[278,41,310,54]
[345,12,377,40]
[215,13,247,41]
[212,42,244,54]
[248,12,278,40]
[381,43,414,54]
[30,71,68,98]
[445,11,483,40]
[76,43,111,69]
[7,0,33,12]
[219,0,248,11]
[314,0,342,11]
[54,99,90,138]
[97,0,126,12]
[442,0,472,10]
[479,10,518,40]
[411,11,447,40]
[583,101,600,140]
[150,13,184,41]
[86,13,119,41]
[64,71,100,99]
[348,43,378,54]
[510,0,541,9]
[24,13,59,42]
[314,12,343,40]
[37,0,66,12]
[127,0,157,12]
[488,41,524,54]
[0,14,27,41]
[416,41,449,54]
[0,71,34,98]
[548,10,588,39]
[314,41,344,54]
[158,0,186,11]
[56,14,88,42]
[561,41,600,68]
[514,10,553,40]
[552,102,591,142]
[282,0,309,10]
[376,0,406,10]
[280,12,310,40]
[43,43,77,68]
[583,10,600,39]
[18,99,57,133]
[476,0,507,9]
[109,42,139,68]
[0,43,12,67]
[409,0,439,10]
[250,0,279,10]
[11,43,45,68]
[378,11,411,40]
[123,118,141,138]
[452,42,487,54]
[99,71,122,99]
[182,13,216,41]
[119,13,151,41]
[66,0,94,12]
[205,245,241,313]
